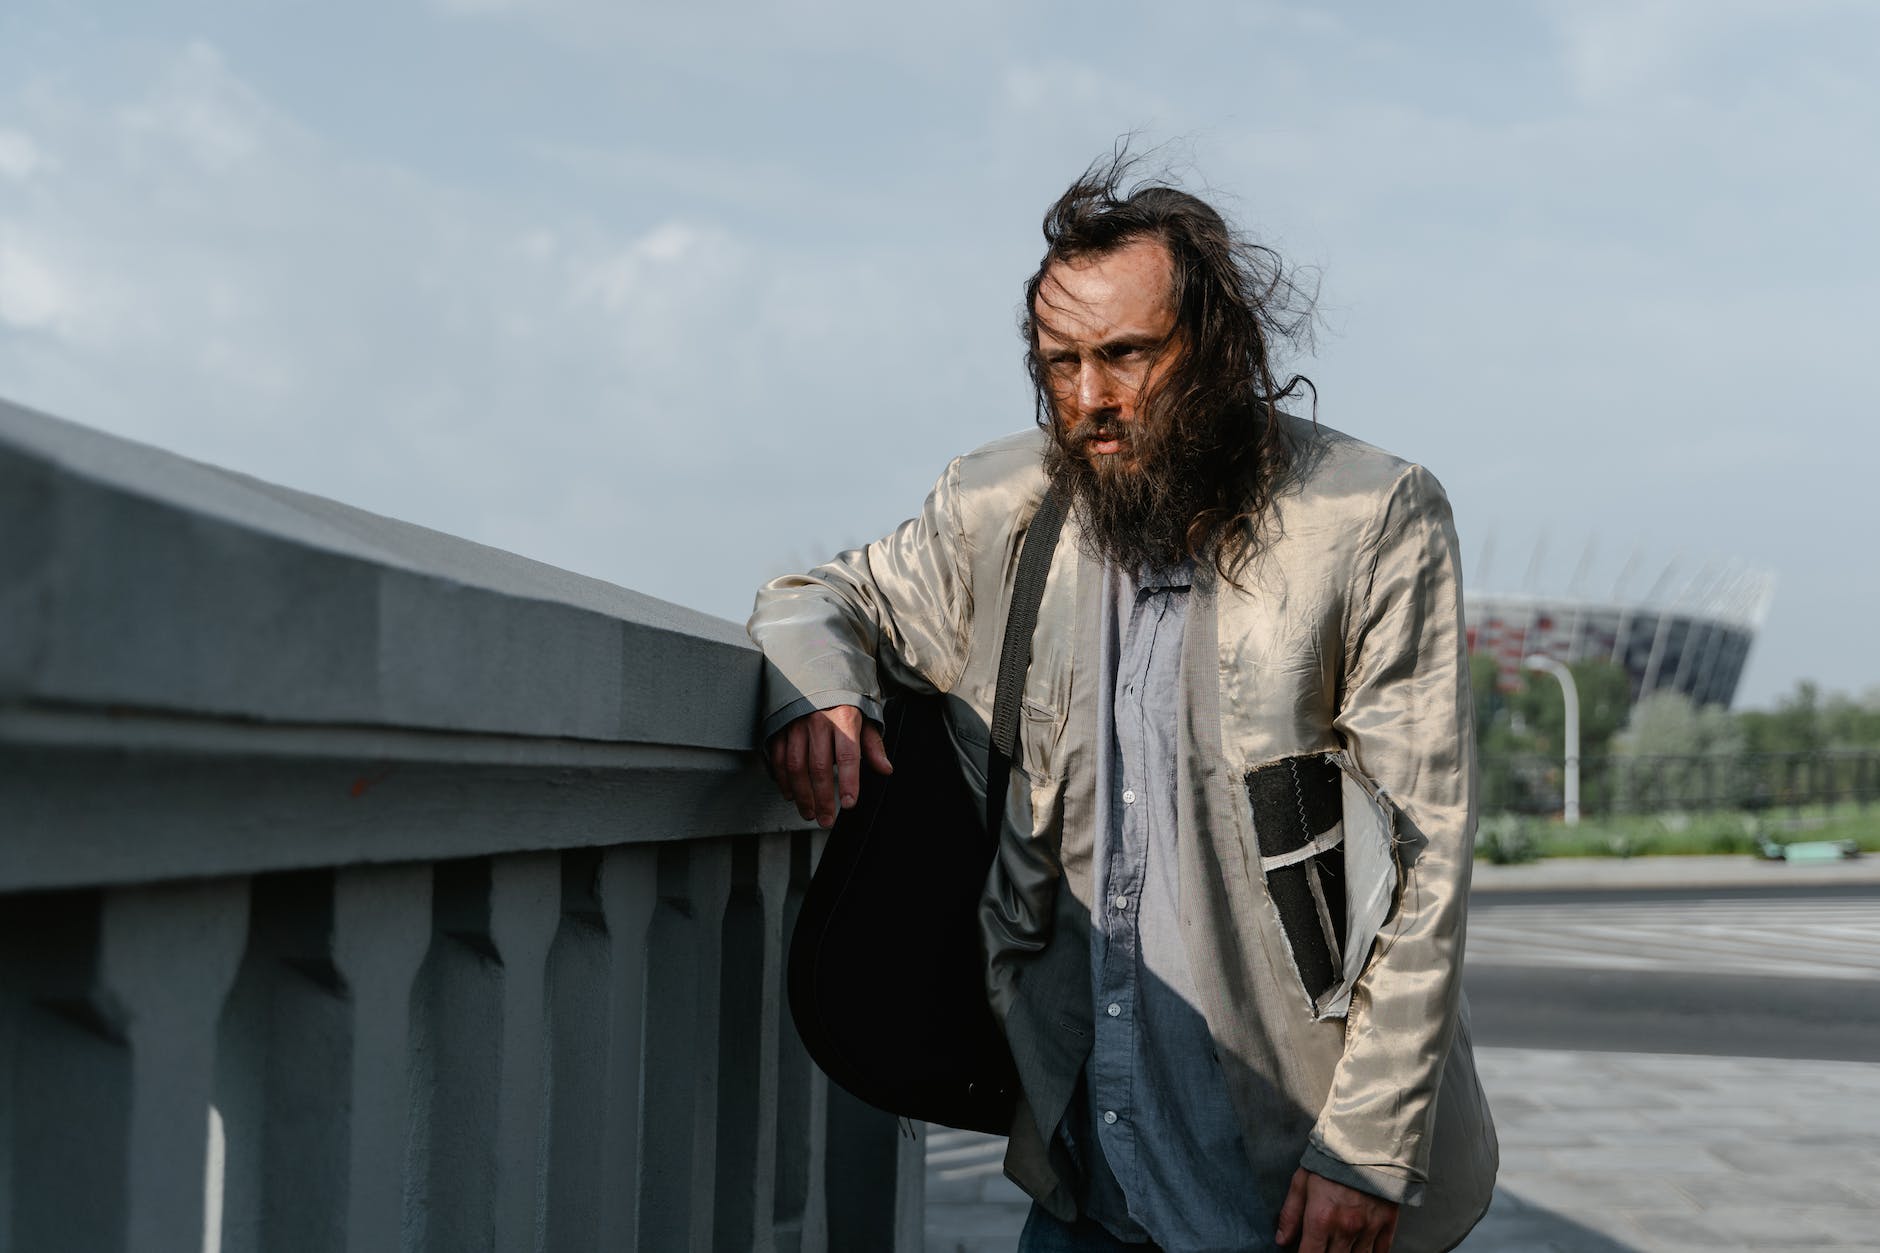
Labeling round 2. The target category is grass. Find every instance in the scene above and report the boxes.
[1475,803,1880,863]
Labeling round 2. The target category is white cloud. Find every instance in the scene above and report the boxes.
[0,237,77,332]
[118,41,266,172]
[1542,0,1875,105]
[0,128,43,180]
[429,0,528,12]
[0,38,1010,621]
[3,6,1878,701]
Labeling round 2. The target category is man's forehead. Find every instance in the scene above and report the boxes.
[1033,239,1176,343]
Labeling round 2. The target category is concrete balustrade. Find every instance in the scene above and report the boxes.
[0,398,924,1253]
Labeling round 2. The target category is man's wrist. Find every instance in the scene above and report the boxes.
[1298,1143,1420,1206]
[759,692,884,744]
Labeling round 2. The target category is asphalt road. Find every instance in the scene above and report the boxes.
[1464,884,1880,1062]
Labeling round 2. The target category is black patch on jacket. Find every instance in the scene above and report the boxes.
[1246,754,1349,1003]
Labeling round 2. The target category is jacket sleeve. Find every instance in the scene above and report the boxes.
[1301,462,1477,1204]
[746,457,976,741]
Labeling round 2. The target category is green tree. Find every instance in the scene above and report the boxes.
[1822,686,1880,748]
[1739,680,1824,753]
[1500,658,1633,757]
[1613,691,1745,758]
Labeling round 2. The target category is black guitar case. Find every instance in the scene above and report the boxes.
[784,487,1067,1135]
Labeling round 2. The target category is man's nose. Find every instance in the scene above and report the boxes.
[1075,361,1119,418]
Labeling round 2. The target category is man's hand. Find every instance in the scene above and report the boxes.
[766,705,893,829]
[1275,1167,1399,1253]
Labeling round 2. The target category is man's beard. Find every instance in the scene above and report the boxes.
[1042,403,1233,574]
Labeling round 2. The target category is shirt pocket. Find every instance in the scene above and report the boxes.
[1018,696,1066,784]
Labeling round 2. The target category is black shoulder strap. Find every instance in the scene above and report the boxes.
[984,485,1069,842]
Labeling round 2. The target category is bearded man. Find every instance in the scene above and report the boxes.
[749,161,1498,1253]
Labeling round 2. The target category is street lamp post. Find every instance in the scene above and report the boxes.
[1524,654,1581,825]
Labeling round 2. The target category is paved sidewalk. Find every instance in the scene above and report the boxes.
[926,856,1880,1250]
[924,1047,1880,1252]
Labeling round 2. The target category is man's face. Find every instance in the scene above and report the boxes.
[1032,238,1183,473]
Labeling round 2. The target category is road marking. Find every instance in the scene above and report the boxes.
[1468,897,1880,980]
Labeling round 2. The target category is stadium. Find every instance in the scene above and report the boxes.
[1465,558,1774,710]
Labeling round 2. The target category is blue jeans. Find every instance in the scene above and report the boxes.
[1017,1204,1161,1252]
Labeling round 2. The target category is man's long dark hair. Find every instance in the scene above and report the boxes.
[1022,152,1317,580]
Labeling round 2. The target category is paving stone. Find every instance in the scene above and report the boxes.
[1638,1103,1795,1130]
[980,1174,1029,1204]
[1541,1145,1736,1175]
[1709,1142,1880,1174]
[1495,1107,1658,1134]
[926,1047,1880,1252]
[1804,1206,1880,1244]
[1493,1129,1601,1151]
[1501,1173,1701,1214]
[924,1201,1028,1239]
[1673,1174,1871,1210]
[926,1172,990,1204]
[1628,1207,1828,1248]
[1461,1196,1641,1252]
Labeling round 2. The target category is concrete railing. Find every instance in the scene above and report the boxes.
[0,398,923,1253]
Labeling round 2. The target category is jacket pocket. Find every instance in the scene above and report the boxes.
[1246,754,1349,1011]
[1245,752,1400,1019]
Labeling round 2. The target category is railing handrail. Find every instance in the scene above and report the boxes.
[1,395,800,891]
[0,395,757,746]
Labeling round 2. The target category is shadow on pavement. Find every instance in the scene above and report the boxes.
[1462,1187,1642,1252]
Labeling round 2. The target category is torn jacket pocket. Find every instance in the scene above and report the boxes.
[1246,752,1400,1019]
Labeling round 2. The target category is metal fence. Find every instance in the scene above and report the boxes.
[1483,749,1880,817]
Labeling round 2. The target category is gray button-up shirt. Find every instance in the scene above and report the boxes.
[1058,562,1267,1253]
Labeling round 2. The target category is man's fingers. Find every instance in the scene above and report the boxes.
[781,723,814,820]
[806,719,839,827]
[831,712,863,811]
[862,722,894,776]
[767,706,884,828]
[1275,1167,1308,1246]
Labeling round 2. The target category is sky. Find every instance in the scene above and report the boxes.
[1,0,1875,709]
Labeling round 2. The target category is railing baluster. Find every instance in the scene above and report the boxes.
[210,865,432,1253]
[594,844,659,1253]
[543,848,610,1253]
[711,837,779,1253]
[332,865,434,1253]
[0,951,15,1251]
[749,831,791,1253]
[7,882,252,1253]
[785,831,831,1253]
[110,881,252,1253]
[405,854,558,1253]
[5,893,127,1253]
[639,840,732,1253]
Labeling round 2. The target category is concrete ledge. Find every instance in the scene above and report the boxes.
[0,397,759,749]
[0,397,812,889]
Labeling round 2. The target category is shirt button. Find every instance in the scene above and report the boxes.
[1106,1002,1121,1017]
[1122,788,1137,804]
[1103,1110,1119,1125]
[1112,894,1129,910]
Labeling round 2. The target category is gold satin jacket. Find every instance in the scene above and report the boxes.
[750,417,1498,1251]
